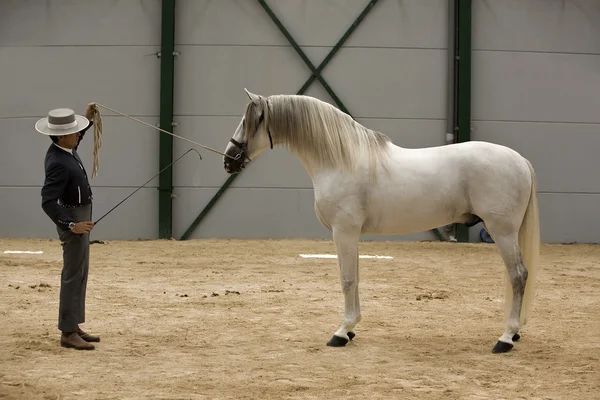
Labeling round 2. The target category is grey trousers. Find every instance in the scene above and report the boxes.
[56,204,92,332]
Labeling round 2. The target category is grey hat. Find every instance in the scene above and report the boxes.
[35,108,89,136]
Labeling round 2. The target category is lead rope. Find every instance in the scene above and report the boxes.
[92,103,234,159]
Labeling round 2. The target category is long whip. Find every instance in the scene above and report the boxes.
[93,148,202,226]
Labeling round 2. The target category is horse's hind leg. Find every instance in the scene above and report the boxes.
[327,226,361,347]
[488,231,528,353]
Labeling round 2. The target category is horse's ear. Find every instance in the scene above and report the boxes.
[244,88,261,103]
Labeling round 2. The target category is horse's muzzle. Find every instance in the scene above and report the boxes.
[224,153,246,174]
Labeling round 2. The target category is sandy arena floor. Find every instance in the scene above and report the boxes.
[0,238,599,399]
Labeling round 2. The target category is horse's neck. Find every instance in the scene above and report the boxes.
[284,140,385,186]
[270,95,392,180]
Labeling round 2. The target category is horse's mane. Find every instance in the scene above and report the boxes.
[256,94,391,174]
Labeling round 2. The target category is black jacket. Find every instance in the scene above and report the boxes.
[41,121,94,230]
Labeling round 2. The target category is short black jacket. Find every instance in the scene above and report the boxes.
[41,121,94,230]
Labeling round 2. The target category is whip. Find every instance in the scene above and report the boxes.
[93,148,202,226]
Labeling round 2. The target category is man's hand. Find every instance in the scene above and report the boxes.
[71,221,94,234]
[85,102,96,120]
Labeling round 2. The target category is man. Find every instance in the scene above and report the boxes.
[36,104,100,350]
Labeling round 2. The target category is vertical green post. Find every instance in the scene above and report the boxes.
[455,0,472,242]
[158,0,176,239]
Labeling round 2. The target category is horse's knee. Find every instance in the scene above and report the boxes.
[341,278,356,293]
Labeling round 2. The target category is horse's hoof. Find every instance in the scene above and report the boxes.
[492,340,514,354]
[512,333,520,342]
[348,331,355,341]
[327,335,349,347]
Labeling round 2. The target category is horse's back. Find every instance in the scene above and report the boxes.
[358,140,533,233]
[403,140,531,182]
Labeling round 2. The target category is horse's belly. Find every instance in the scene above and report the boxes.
[361,173,465,235]
[363,201,455,235]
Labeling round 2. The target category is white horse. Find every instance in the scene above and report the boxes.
[223,89,540,354]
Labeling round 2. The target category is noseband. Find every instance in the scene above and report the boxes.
[228,111,273,164]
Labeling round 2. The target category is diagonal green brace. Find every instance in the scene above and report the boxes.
[295,0,379,98]
[256,0,381,114]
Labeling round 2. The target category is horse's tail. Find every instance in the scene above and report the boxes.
[505,158,540,326]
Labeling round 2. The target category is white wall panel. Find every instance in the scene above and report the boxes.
[538,193,600,243]
[0,0,161,46]
[0,116,160,187]
[176,0,447,48]
[174,46,447,119]
[0,46,160,119]
[473,0,600,54]
[85,188,158,241]
[320,48,447,119]
[0,187,157,240]
[0,1,161,240]
[472,51,600,123]
[472,121,600,194]
[173,45,327,116]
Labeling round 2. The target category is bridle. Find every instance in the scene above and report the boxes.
[228,109,273,166]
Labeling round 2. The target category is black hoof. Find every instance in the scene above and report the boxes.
[327,335,349,347]
[512,333,520,342]
[348,331,355,341]
[492,340,514,354]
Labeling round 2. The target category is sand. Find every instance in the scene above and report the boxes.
[1,238,599,399]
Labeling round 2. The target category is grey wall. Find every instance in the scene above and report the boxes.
[471,0,600,243]
[1,1,597,244]
[171,0,448,241]
[0,0,161,240]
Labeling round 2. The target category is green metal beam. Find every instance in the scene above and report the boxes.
[158,0,176,239]
[455,0,472,242]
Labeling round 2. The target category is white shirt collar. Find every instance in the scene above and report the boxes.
[54,143,73,154]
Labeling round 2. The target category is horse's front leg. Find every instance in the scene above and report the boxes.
[327,226,361,347]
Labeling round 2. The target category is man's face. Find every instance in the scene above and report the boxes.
[56,132,80,149]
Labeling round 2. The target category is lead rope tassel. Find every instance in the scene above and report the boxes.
[91,104,103,179]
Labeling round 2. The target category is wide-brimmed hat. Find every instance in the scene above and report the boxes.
[35,108,89,136]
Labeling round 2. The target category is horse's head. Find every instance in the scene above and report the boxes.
[224,88,273,174]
